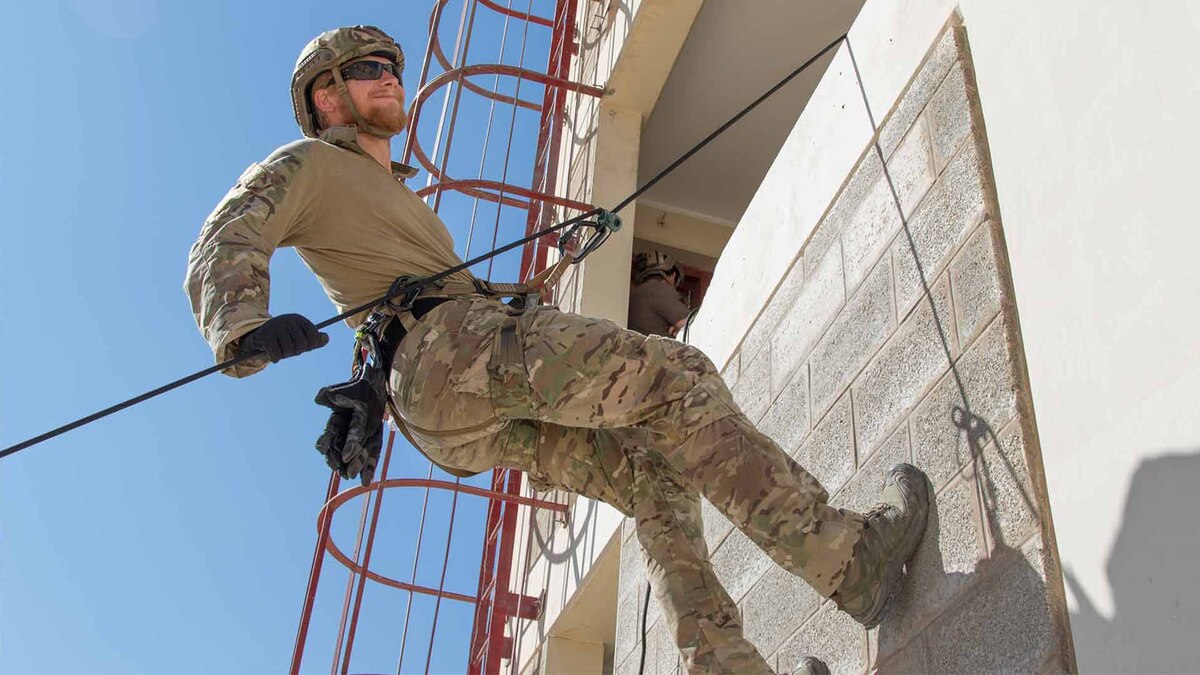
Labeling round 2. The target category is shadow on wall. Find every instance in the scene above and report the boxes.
[532,491,597,574]
[869,408,1060,674]
[873,523,1053,672]
[1066,451,1200,674]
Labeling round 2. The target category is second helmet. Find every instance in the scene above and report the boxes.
[633,251,682,284]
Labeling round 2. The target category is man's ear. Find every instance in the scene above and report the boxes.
[312,86,338,116]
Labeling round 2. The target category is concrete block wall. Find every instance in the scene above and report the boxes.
[613,23,1074,674]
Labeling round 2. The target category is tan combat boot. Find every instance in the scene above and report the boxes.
[832,463,930,628]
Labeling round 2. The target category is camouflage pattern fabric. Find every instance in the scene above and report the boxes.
[185,152,305,377]
[391,296,866,674]
[185,126,470,378]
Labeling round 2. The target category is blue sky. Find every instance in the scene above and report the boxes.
[0,1,561,672]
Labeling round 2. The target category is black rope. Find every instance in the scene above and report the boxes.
[613,33,846,216]
[842,37,975,422]
[0,34,849,461]
[638,581,651,675]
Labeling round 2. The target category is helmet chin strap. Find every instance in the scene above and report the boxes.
[330,68,395,139]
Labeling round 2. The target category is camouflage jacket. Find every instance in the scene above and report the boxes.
[184,126,472,377]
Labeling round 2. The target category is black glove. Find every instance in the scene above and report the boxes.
[240,314,329,362]
[314,365,388,485]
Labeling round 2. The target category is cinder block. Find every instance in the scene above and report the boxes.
[852,277,955,458]
[635,622,659,675]
[722,351,741,391]
[647,581,663,631]
[892,141,988,317]
[771,244,846,395]
[868,629,931,667]
[878,27,961,158]
[832,425,910,514]
[926,540,1055,673]
[652,619,680,675]
[615,583,644,664]
[741,258,806,368]
[887,118,937,219]
[979,420,1039,550]
[615,650,638,675]
[949,220,1002,349]
[741,565,822,659]
[701,497,734,551]
[731,347,772,424]
[807,152,882,277]
[907,372,966,490]
[619,527,647,599]
[909,316,1018,491]
[792,394,856,497]
[873,470,986,659]
[710,527,774,603]
[841,163,903,291]
[775,600,867,675]
[955,316,1020,443]
[809,258,896,419]
[759,366,811,454]
[926,61,971,174]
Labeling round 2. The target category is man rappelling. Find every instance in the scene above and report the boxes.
[185,26,930,675]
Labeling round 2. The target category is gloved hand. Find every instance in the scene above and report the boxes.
[314,365,388,485]
[240,314,329,362]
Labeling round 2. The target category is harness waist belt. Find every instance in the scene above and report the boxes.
[379,296,454,361]
[372,277,537,372]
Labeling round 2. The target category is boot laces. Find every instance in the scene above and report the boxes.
[863,501,893,524]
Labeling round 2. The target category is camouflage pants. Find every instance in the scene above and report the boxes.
[391,297,865,675]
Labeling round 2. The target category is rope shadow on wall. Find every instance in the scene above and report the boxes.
[843,34,1062,672]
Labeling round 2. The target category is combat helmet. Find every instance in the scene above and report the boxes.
[633,250,682,285]
[291,25,405,139]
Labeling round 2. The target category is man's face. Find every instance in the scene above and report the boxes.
[319,55,407,136]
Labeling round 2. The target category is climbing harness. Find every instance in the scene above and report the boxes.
[0,33,848,460]
[326,211,617,483]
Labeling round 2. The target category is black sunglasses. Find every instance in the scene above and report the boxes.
[340,60,402,82]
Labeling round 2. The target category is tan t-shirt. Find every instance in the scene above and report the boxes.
[185,126,472,377]
[628,277,691,337]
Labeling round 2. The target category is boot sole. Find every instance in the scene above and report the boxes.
[857,463,930,629]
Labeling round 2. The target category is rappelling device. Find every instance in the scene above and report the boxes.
[560,209,622,262]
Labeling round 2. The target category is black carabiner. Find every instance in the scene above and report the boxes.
[559,210,622,263]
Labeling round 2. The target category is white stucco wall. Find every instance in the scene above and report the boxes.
[693,0,1200,669]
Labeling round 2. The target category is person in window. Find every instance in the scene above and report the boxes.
[628,251,692,337]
